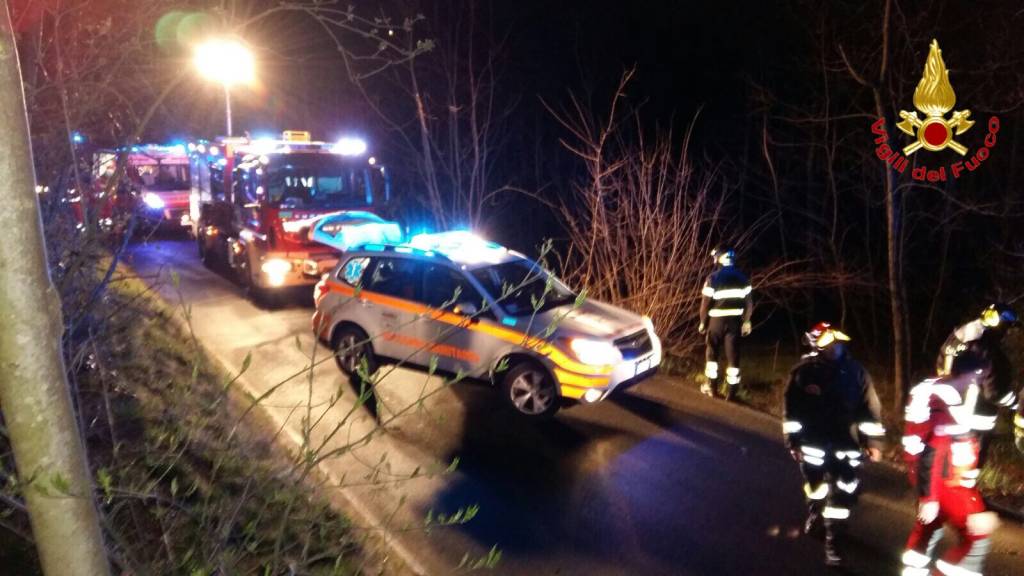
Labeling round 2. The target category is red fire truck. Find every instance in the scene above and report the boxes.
[92,144,192,231]
[189,131,398,302]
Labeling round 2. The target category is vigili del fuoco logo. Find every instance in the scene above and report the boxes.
[871,39,1000,182]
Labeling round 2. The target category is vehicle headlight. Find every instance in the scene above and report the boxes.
[569,338,622,366]
[142,192,165,209]
[261,259,292,276]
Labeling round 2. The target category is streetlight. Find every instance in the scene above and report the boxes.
[193,38,255,136]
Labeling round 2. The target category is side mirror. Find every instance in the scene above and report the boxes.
[453,302,479,317]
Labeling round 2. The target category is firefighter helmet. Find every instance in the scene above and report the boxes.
[804,322,851,350]
[711,247,735,266]
[980,303,1018,329]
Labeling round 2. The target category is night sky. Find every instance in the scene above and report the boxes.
[165,1,801,160]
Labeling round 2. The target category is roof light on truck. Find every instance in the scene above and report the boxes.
[282,130,312,142]
[332,137,367,156]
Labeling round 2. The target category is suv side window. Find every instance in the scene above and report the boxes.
[364,257,423,301]
[339,256,371,286]
[422,264,491,318]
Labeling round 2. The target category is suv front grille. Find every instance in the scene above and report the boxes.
[614,329,653,360]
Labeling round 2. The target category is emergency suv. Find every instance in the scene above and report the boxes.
[189,131,398,303]
[312,231,662,417]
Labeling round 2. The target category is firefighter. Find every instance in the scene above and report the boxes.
[935,304,1019,467]
[783,322,885,567]
[698,247,753,400]
[900,352,1001,576]
[1016,401,1024,454]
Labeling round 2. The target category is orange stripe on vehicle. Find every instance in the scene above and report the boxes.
[382,332,481,364]
[553,368,610,389]
[324,280,613,376]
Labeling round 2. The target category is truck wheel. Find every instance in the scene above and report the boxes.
[197,233,213,268]
[332,325,378,380]
[501,360,559,418]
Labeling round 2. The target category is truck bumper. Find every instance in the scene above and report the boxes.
[253,252,340,289]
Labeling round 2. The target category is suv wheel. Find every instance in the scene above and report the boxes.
[502,361,559,418]
[332,325,378,379]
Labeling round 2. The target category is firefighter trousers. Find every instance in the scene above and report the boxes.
[799,445,862,540]
[704,317,742,388]
[901,486,994,576]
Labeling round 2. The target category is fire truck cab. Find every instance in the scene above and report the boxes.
[189,131,394,301]
[93,144,192,231]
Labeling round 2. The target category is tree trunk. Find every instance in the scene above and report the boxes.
[875,92,908,409]
[875,0,908,410]
[0,3,110,575]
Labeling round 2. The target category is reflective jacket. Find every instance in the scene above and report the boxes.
[1015,402,1024,454]
[783,353,885,451]
[699,266,752,324]
[935,320,1017,433]
[903,375,985,499]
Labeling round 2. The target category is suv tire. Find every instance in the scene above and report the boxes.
[332,325,378,380]
[501,360,559,418]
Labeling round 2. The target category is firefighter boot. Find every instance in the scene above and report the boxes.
[723,366,741,401]
[723,383,737,402]
[824,522,845,567]
[701,361,720,398]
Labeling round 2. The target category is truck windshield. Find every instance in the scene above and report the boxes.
[471,260,576,317]
[136,163,189,191]
[265,155,382,209]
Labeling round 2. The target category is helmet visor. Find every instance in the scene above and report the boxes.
[814,329,851,349]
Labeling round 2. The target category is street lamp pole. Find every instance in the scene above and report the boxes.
[224,84,233,136]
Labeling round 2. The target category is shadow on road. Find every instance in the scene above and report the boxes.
[419,385,841,575]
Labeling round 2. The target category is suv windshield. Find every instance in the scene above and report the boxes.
[471,260,575,316]
[265,155,379,209]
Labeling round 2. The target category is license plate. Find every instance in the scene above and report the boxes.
[634,357,652,376]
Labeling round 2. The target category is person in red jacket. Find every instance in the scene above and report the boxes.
[900,353,1001,576]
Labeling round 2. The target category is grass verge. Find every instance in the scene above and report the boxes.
[0,268,367,574]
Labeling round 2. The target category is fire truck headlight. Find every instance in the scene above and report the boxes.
[142,192,165,210]
[568,338,622,367]
[261,259,292,286]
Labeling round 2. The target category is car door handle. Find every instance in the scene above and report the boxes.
[381,311,398,320]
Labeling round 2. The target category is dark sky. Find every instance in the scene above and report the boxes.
[488,0,798,152]
[168,1,800,159]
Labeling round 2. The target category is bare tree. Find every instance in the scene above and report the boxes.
[542,72,835,357]
[305,0,518,231]
[0,1,109,573]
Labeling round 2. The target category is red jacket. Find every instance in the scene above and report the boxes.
[902,375,985,501]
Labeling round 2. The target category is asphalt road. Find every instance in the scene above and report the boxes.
[128,238,1024,576]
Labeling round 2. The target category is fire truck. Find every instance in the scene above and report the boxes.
[92,144,192,231]
[189,131,399,302]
